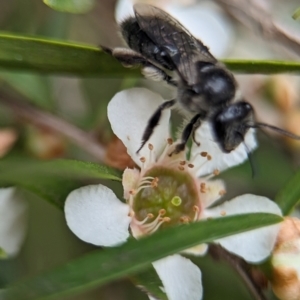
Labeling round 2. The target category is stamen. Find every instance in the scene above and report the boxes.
[135,213,154,225]
[147,217,170,233]
[219,189,226,196]
[151,177,159,188]
[139,210,171,234]
[213,169,220,176]
[178,166,185,171]
[135,183,154,194]
[147,143,155,164]
[203,169,220,181]
[192,152,212,175]
[200,182,206,193]
[180,216,191,223]
[157,138,174,163]
[139,176,156,185]
[159,209,166,216]
[193,205,200,221]
[167,156,185,168]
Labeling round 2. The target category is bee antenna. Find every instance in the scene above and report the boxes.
[243,141,256,178]
[249,122,300,140]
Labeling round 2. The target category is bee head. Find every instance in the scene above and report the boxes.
[212,101,253,153]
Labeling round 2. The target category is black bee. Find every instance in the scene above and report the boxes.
[104,4,300,154]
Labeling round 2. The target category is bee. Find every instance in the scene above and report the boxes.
[103,4,300,155]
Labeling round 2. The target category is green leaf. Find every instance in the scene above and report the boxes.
[275,169,300,215]
[292,7,300,20]
[0,32,300,76]
[0,213,282,300]
[43,0,95,14]
[224,59,300,74]
[131,268,167,300]
[0,32,138,76]
[0,157,121,208]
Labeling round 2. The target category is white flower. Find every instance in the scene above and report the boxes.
[0,187,27,258]
[65,88,282,300]
[115,0,234,57]
[270,217,300,300]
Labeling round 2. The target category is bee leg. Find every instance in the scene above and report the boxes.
[102,46,177,87]
[136,99,176,154]
[171,114,203,155]
[106,47,148,67]
[142,65,177,87]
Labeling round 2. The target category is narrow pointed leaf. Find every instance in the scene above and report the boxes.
[43,0,95,14]
[224,59,300,74]
[275,170,300,215]
[131,268,167,300]
[0,213,282,300]
[0,32,299,75]
[0,157,121,208]
[0,32,138,76]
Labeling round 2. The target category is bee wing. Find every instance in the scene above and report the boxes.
[134,4,217,85]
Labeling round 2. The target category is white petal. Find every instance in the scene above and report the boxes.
[153,254,203,300]
[108,88,171,167]
[205,194,282,263]
[65,185,131,247]
[182,244,208,257]
[167,3,233,57]
[199,179,226,208]
[0,188,27,257]
[191,122,257,177]
[122,167,140,200]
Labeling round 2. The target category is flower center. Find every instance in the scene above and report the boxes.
[132,166,201,232]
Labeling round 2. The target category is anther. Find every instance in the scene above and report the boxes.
[207,155,212,161]
[147,213,154,219]
[148,143,154,150]
[200,152,208,157]
[151,177,159,188]
[159,209,166,216]
[220,211,226,216]
[188,163,194,168]
[193,205,200,221]
[200,182,206,193]
[163,217,171,223]
[213,169,220,176]
[179,161,186,165]
[180,216,191,223]
[219,189,226,196]
[140,157,146,163]
[193,205,199,212]
[178,166,185,171]
[167,138,173,145]
[129,189,136,195]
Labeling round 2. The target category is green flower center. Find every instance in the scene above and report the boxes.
[133,166,200,230]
